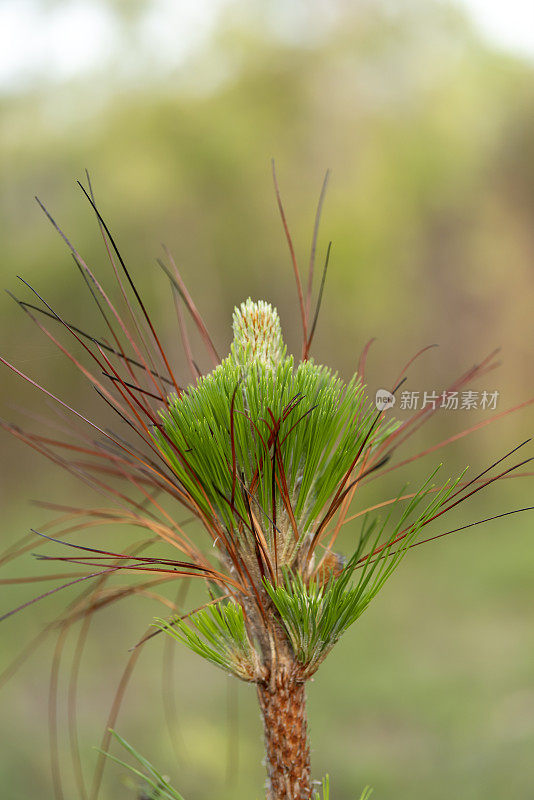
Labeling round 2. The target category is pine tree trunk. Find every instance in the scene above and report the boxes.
[257,673,312,800]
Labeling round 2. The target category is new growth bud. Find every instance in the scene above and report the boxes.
[230,298,286,371]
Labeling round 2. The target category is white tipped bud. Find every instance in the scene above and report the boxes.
[231,299,285,371]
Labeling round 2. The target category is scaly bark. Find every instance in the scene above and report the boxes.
[257,672,312,800]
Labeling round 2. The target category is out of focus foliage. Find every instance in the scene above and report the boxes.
[2,2,534,395]
[1,2,533,799]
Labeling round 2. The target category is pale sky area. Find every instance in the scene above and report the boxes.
[0,0,533,93]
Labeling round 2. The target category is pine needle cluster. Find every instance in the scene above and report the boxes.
[0,169,531,800]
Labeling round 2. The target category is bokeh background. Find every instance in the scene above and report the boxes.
[1,1,533,798]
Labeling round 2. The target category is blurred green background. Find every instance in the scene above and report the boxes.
[1,1,533,798]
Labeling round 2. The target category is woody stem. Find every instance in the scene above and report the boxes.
[257,672,312,800]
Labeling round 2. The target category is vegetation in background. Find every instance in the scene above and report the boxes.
[1,2,533,799]
[0,170,531,797]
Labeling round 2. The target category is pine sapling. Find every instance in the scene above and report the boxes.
[1,168,532,800]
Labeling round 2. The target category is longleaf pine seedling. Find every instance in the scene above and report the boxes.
[1,165,532,800]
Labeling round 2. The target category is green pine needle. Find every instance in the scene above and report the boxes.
[156,346,397,565]
[313,774,373,800]
[154,600,260,681]
[264,464,465,674]
[97,730,186,800]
